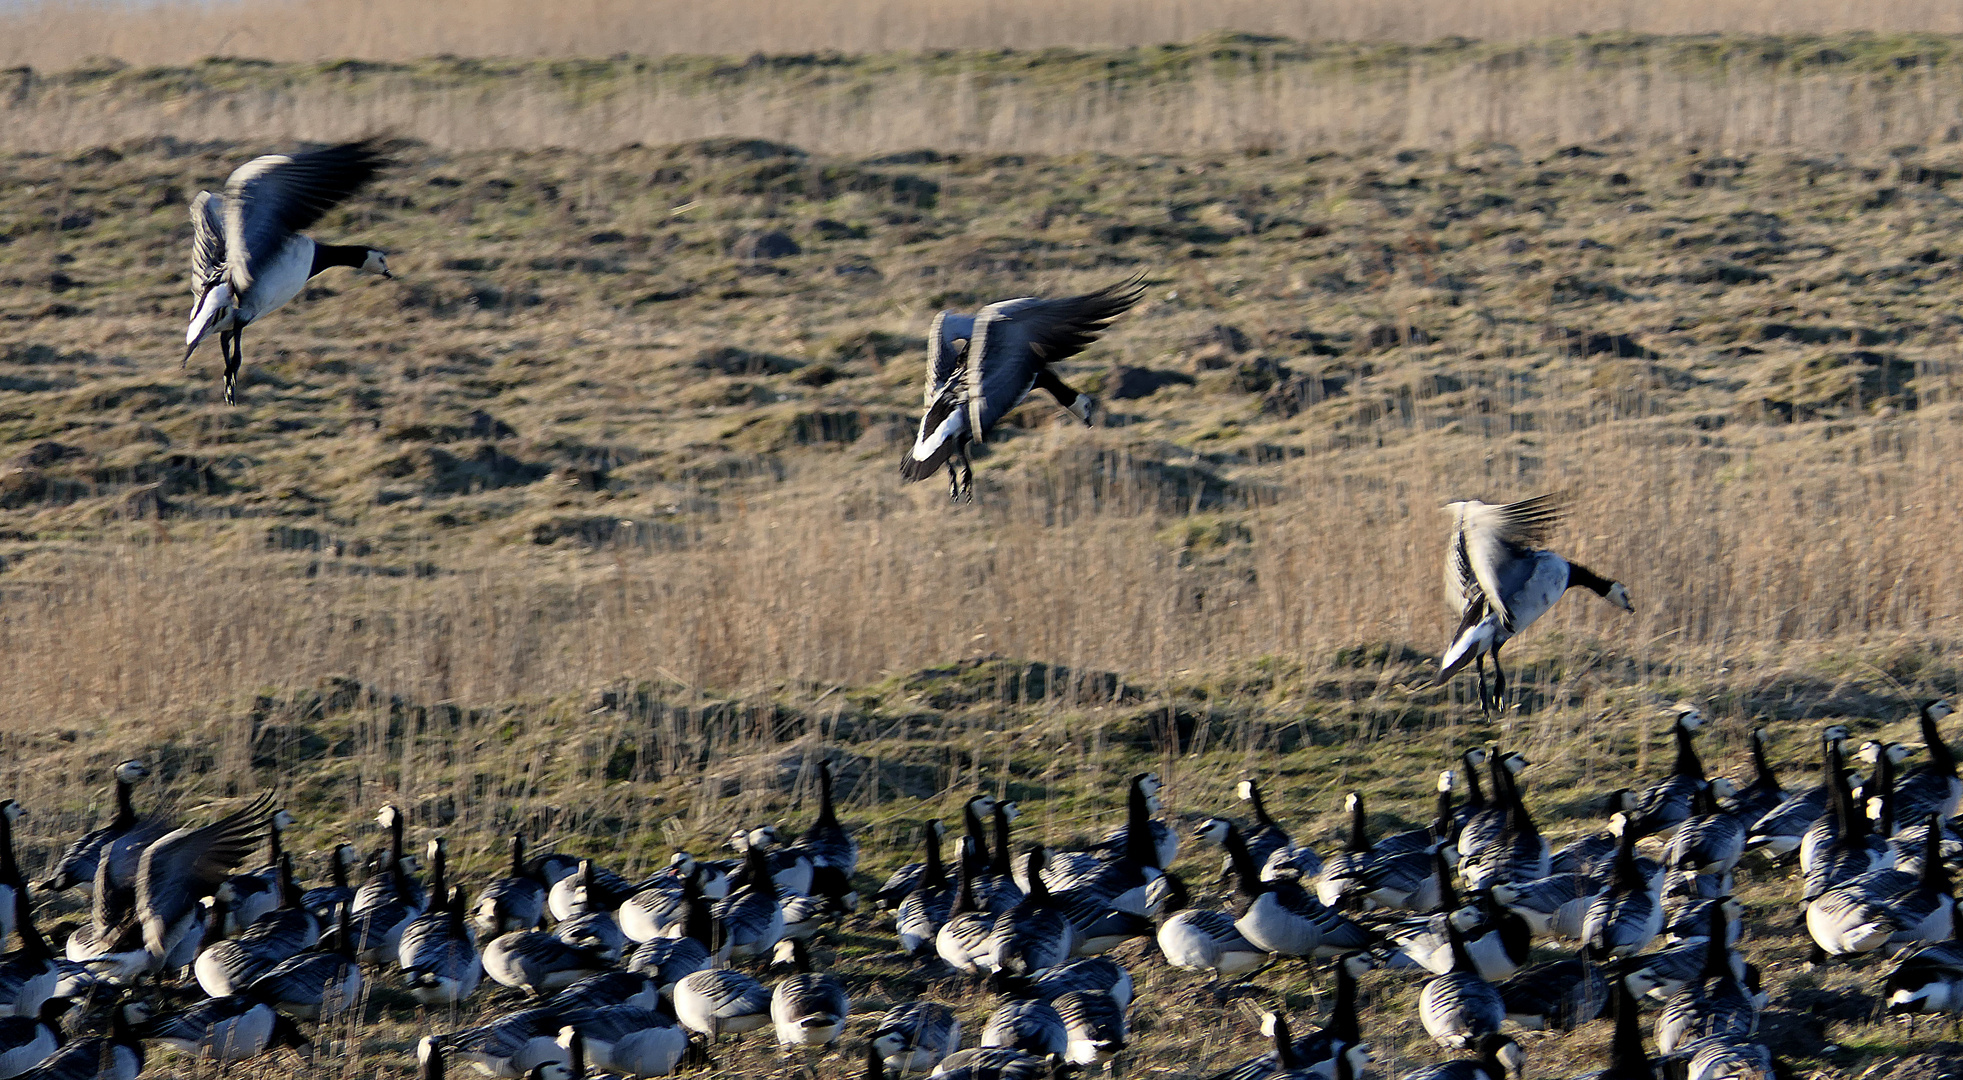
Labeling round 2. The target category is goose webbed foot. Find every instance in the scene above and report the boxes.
[947,453,974,501]
[221,331,243,405]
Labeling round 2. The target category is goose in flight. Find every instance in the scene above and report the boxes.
[183,138,394,403]
[900,279,1144,500]
[1436,493,1633,714]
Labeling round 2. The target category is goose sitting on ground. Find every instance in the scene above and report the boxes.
[1222,822,1370,959]
[1435,492,1634,714]
[0,887,57,1021]
[1894,700,1962,825]
[133,994,307,1064]
[482,924,611,998]
[1419,920,1506,1049]
[1725,728,1788,823]
[626,874,717,994]
[673,968,772,1037]
[1489,872,1601,941]
[1808,812,1954,957]
[1745,724,1851,861]
[300,843,359,923]
[14,999,144,1080]
[474,835,548,938]
[872,1001,960,1073]
[1666,779,1747,876]
[770,938,849,1051]
[41,761,168,895]
[402,885,483,1006]
[182,138,394,403]
[1580,814,1661,959]
[899,279,1144,500]
[934,1047,1055,1080]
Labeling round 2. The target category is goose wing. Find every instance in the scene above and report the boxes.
[138,794,273,958]
[925,312,976,405]
[222,139,389,293]
[963,280,1143,442]
[189,191,227,303]
[1445,493,1566,631]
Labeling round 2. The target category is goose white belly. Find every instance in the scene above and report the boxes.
[235,236,316,326]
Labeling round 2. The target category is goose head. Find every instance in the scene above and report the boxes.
[1463,747,1489,768]
[359,250,393,279]
[668,852,696,874]
[1343,792,1361,814]
[926,820,946,844]
[1481,1035,1525,1080]
[1236,780,1257,802]
[1707,777,1739,800]
[270,809,295,833]
[1192,818,1232,846]
[0,800,22,824]
[426,837,447,861]
[1603,788,1637,815]
[1437,770,1456,793]
[1341,951,1380,978]
[1674,707,1706,732]
[966,794,999,817]
[998,801,1021,822]
[1605,581,1635,613]
[1821,723,1851,745]
[1608,811,1630,837]
[113,760,151,785]
[376,806,401,830]
[1499,751,1530,775]
[1927,700,1956,723]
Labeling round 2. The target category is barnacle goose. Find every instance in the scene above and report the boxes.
[983,848,1079,979]
[1579,813,1661,959]
[1809,811,1954,956]
[900,280,1143,500]
[896,822,952,956]
[1666,779,1747,876]
[1223,821,1369,958]
[626,873,717,994]
[134,993,307,1064]
[1388,850,1529,980]
[182,139,394,403]
[300,843,359,923]
[879,809,968,914]
[872,1001,960,1073]
[1629,709,1710,839]
[135,792,275,977]
[549,859,638,925]
[483,924,610,998]
[403,886,484,1006]
[673,968,771,1036]
[1725,728,1788,822]
[0,882,57,1020]
[1053,988,1126,1068]
[788,758,859,880]
[1801,737,1893,903]
[980,997,1066,1059]
[936,837,996,976]
[1488,872,1601,940]
[41,762,167,895]
[395,843,460,970]
[1461,757,1549,890]
[0,805,22,949]
[1550,789,1637,877]
[425,1010,565,1078]
[1494,951,1606,1031]
[769,937,850,1048]
[713,843,785,962]
[247,898,362,1020]
[1457,751,1529,865]
[1032,956,1135,1010]
[1894,700,1961,825]
[1156,873,1268,981]
[1745,724,1850,860]
[1418,919,1506,1049]
[195,856,319,997]
[475,835,549,937]
[14,1000,144,1080]
[1655,904,1757,1054]
[556,1007,687,1079]
[1436,492,1633,714]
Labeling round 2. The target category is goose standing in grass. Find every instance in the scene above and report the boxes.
[1724,728,1787,822]
[769,938,849,1050]
[936,838,996,977]
[714,843,785,962]
[981,996,1067,1059]
[900,280,1144,500]
[1893,700,1961,824]
[1801,737,1892,903]
[1629,709,1709,840]
[626,876,718,995]
[1580,814,1661,959]
[1461,760,1549,890]
[351,828,431,966]
[482,923,610,998]
[871,1001,959,1073]
[1435,493,1633,714]
[549,859,638,925]
[895,821,951,956]
[1222,821,1368,959]
[182,138,394,403]
[556,1008,688,1079]
[1489,871,1601,941]
[1745,724,1851,860]
[1156,873,1268,983]
[1419,919,1506,1050]
[402,886,483,1006]
[1655,905,1757,1054]
[248,898,362,1020]
[790,759,859,879]
[133,993,306,1064]
[425,1011,566,1079]
[1457,751,1528,866]
[475,835,548,937]
[985,849,1079,980]
[877,796,992,911]
[42,762,166,895]
[1666,781,1747,876]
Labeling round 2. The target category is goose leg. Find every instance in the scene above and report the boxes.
[1491,644,1508,713]
[1472,655,1493,716]
[952,449,974,502]
[221,329,243,404]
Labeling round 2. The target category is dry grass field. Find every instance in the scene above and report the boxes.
[3,20,1963,1080]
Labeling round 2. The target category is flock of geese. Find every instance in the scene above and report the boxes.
[6,704,1963,1080]
[35,135,1919,1079]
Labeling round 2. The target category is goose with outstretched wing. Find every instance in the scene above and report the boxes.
[1437,493,1633,714]
[184,139,395,403]
[900,280,1144,499]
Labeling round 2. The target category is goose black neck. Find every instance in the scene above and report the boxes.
[1922,814,1952,893]
[330,850,349,890]
[1566,562,1614,597]
[990,807,1015,877]
[1871,747,1896,839]
[682,878,715,949]
[386,809,404,870]
[205,893,232,946]
[1606,981,1646,1077]
[1611,824,1644,889]
[1023,848,1050,902]
[445,886,469,935]
[744,845,777,900]
[1672,722,1705,780]
[1328,960,1362,1044]
[1827,741,1861,836]
[1269,1013,1303,1070]
[1219,822,1266,899]
[309,243,370,277]
[1124,777,1158,868]
[13,886,50,960]
[864,1039,885,1080]
[338,899,359,958]
[1444,917,1476,973]
[1698,905,1730,979]
[1435,848,1461,911]
[949,839,976,916]
[510,834,526,877]
[1463,755,1486,809]
[1750,729,1775,786]
[964,800,993,872]
[815,760,839,827]
[0,812,19,886]
[113,776,137,828]
[422,1043,446,1080]
[566,1030,586,1080]
[1245,781,1275,828]
[279,855,301,909]
[1432,780,1454,837]
[268,817,286,865]
[922,823,945,885]
[1345,795,1369,852]
[428,844,447,901]
[1922,704,1958,777]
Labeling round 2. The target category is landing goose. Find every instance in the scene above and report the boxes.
[475,835,548,937]
[1494,952,1606,1031]
[1053,989,1126,1068]
[0,1000,71,1079]
[556,1007,687,1079]
[135,792,274,975]
[980,997,1066,1059]
[300,843,359,922]
[899,280,1143,500]
[1579,814,1661,959]
[482,927,610,997]
[134,994,306,1064]
[768,938,849,1050]
[1629,709,1709,839]
[1893,700,1961,824]
[1744,724,1850,860]
[0,886,56,1021]
[872,1001,960,1073]
[0,805,22,948]
[247,898,362,1020]
[402,886,484,1006]
[1224,822,1368,958]
[1436,493,1633,714]
[1397,1034,1523,1080]
[1418,919,1505,1049]
[14,1000,143,1080]
[41,762,167,895]
[672,968,771,1036]
[984,848,1078,979]
[1655,903,1756,1054]
[896,821,952,956]
[182,138,394,403]
[712,843,785,962]
[1665,781,1746,876]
